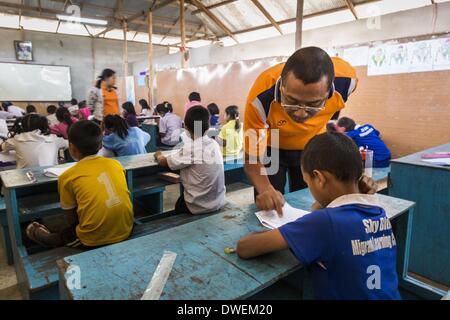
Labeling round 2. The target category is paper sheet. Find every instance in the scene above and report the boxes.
[43,163,77,177]
[255,202,310,229]
[421,158,450,165]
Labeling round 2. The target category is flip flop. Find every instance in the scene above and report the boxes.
[26,222,51,247]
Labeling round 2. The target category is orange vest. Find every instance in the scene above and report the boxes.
[244,58,357,154]
[102,85,120,117]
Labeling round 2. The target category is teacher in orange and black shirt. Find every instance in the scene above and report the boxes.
[244,47,376,214]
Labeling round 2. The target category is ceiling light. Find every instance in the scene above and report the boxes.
[56,15,108,26]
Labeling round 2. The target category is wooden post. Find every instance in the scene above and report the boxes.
[180,0,187,68]
[295,0,304,50]
[148,10,154,108]
[123,19,129,77]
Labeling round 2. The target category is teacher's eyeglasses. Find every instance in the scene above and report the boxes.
[280,80,327,114]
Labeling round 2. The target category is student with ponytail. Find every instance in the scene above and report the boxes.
[87,69,119,123]
[216,105,243,158]
[50,107,78,139]
[102,115,150,157]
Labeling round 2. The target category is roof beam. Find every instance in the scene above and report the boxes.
[345,0,358,19]
[191,0,237,15]
[250,0,283,35]
[189,0,238,43]
[233,0,380,35]
[152,0,178,11]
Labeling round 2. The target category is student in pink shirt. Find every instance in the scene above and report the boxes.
[50,107,78,139]
[184,92,202,114]
[78,100,91,120]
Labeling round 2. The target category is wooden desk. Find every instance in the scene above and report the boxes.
[58,190,414,300]
[389,142,450,299]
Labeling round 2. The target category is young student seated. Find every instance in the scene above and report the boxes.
[336,117,391,168]
[2,102,25,117]
[26,105,37,114]
[0,105,14,120]
[103,115,150,157]
[26,120,133,248]
[50,107,78,139]
[0,114,68,169]
[155,106,226,215]
[139,99,154,116]
[78,100,91,120]
[68,98,79,117]
[237,133,400,300]
[122,101,138,127]
[156,102,182,147]
[216,105,243,159]
[184,92,202,114]
[46,105,59,126]
[207,103,220,127]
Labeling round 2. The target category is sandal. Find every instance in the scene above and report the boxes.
[26,222,51,247]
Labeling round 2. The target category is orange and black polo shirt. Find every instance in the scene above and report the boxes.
[244,57,357,156]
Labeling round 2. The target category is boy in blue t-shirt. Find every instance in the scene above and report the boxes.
[237,132,401,300]
[336,117,391,168]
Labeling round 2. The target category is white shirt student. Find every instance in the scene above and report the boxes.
[159,112,183,146]
[164,134,226,214]
[7,105,26,118]
[1,130,68,169]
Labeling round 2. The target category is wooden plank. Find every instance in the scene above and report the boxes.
[190,0,239,44]
[345,0,358,19]
[59,189,414,300]
[250,0,283,35]
[191,0,238,15]
[180,0,187,68]
[390,143,450,171]
[295,0,304,50]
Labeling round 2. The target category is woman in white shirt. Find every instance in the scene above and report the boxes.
[0,114,68,169]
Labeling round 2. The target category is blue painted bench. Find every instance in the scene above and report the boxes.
[13,202,238,299]
[57,190,415,300]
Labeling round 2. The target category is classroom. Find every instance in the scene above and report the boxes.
[0,0,449,305]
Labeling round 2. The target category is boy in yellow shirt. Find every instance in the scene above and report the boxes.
[26,120,133,248]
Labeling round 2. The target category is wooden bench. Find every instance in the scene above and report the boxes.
[57,191,415,300]
[15,202,237,299]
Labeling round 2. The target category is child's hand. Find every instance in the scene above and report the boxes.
[358,176,378,194]
[154,151,162,160]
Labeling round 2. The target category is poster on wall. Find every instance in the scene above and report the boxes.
[367,45,390,76]
[432,37,450,71]
[343,46,369,67]
[408,40,434,73]
[387,43,410,74]
[125,76,135,105]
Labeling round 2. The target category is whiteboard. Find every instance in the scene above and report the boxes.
[0,63,72,101]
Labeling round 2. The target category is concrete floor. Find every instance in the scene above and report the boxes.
[0,182,255,300]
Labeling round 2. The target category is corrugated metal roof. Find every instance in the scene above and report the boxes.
[0,0,446,48]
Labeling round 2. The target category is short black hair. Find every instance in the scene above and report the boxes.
[188,92,201,102]
[326,122,337,133]
[281,47,335,91]
[301,132,362,183]
[207,103,219,116]
[68,120,102,156]
[47,105,57,114]
[21,114,50,135]
[71,98,78,106]
[78,100,86,108]
[122,101,136,115]
[26,105,36,114]
[337,117,356,132]
[184,106,210,137]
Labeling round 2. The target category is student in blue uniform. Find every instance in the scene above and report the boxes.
[237,132,401,300]
[102,115,150,156]
[336,117,391,168]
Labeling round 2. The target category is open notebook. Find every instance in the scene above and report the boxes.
[43,163,77,178]
[255,202,310,229]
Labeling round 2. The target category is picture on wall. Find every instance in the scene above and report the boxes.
[14,40,33,61]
